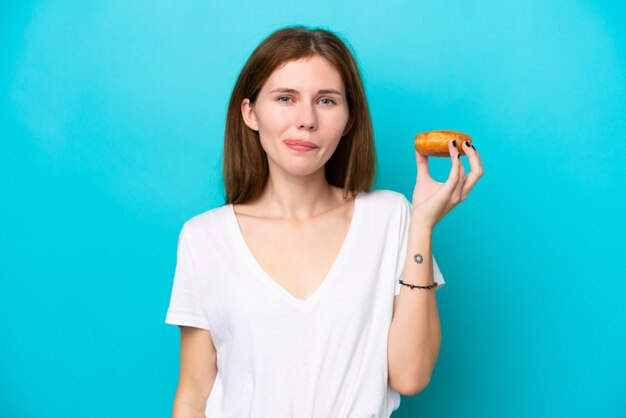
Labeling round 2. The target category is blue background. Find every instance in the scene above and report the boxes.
[2,1,624,417]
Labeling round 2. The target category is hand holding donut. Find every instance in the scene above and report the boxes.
[410,130,484,230]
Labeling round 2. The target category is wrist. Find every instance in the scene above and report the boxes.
[410,218,434,233]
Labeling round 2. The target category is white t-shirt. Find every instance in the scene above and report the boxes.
[165,189,445,417]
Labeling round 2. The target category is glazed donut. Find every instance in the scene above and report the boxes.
[414,130,472,157]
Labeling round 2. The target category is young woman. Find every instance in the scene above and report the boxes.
[165,25,483,417]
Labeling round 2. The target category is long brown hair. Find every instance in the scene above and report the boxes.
[222,25,377,205]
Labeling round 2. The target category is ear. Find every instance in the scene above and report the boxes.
[241,98,259,131]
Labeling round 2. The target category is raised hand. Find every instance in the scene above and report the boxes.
[411,139,484,229]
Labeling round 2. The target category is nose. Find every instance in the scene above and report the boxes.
[297,103,317,130]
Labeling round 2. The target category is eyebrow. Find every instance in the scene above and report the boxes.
[269,87,343,96]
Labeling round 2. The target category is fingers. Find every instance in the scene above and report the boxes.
[439,140,462,199]
[453,153,466,202]
[460,140,484,199]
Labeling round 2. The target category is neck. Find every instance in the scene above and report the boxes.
[255,169,343,222]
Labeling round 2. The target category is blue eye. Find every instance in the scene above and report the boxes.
[276,96,336,105]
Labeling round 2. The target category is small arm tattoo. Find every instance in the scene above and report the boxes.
[413,253,424,264]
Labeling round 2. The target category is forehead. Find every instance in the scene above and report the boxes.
[262,56,344,93]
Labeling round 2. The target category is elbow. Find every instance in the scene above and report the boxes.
[394,375,431,397]
[388,348,438,396]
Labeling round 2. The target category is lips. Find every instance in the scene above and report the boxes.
[284,139,318,148]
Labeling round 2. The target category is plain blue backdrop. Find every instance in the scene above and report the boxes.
[2,1,624,417]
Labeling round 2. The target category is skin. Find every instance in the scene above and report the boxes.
[388,140,484,395]
[239,54,352,221]
[411,139,484,229]
[235,54,359,300]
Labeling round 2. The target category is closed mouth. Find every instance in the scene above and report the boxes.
[284,140,318,148]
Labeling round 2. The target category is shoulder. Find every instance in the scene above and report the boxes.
[360,189,409,210]
[179,204,232,239]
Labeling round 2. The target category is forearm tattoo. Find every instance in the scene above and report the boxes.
[413,253,424,264]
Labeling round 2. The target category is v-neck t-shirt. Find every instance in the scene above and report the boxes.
[164,189,445,417]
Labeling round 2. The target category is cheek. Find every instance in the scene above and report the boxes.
[326,110,350,133]
[257,108,291,132]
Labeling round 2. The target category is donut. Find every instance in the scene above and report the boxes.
[414,130,472,157]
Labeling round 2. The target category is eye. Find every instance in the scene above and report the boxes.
[320,98,336,105]
[277,96,292,103]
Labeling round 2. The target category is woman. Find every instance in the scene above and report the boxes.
[165,25,483,417]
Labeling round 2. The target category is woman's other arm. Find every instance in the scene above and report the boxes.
[387,225,440,396]
[172,326,218,418]
[388,139,482,395]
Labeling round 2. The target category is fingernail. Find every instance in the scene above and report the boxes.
[465,141,470,148]
[452,140,457,147]
[471,145,477,151]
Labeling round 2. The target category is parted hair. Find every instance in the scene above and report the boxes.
[222,25,377,204]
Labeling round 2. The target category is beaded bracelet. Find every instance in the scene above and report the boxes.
[398,279,439,290]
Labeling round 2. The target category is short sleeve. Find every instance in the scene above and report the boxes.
[394,195,446,296]
[164,223,212,330]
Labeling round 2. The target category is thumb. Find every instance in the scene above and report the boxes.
[415,150,430,180]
